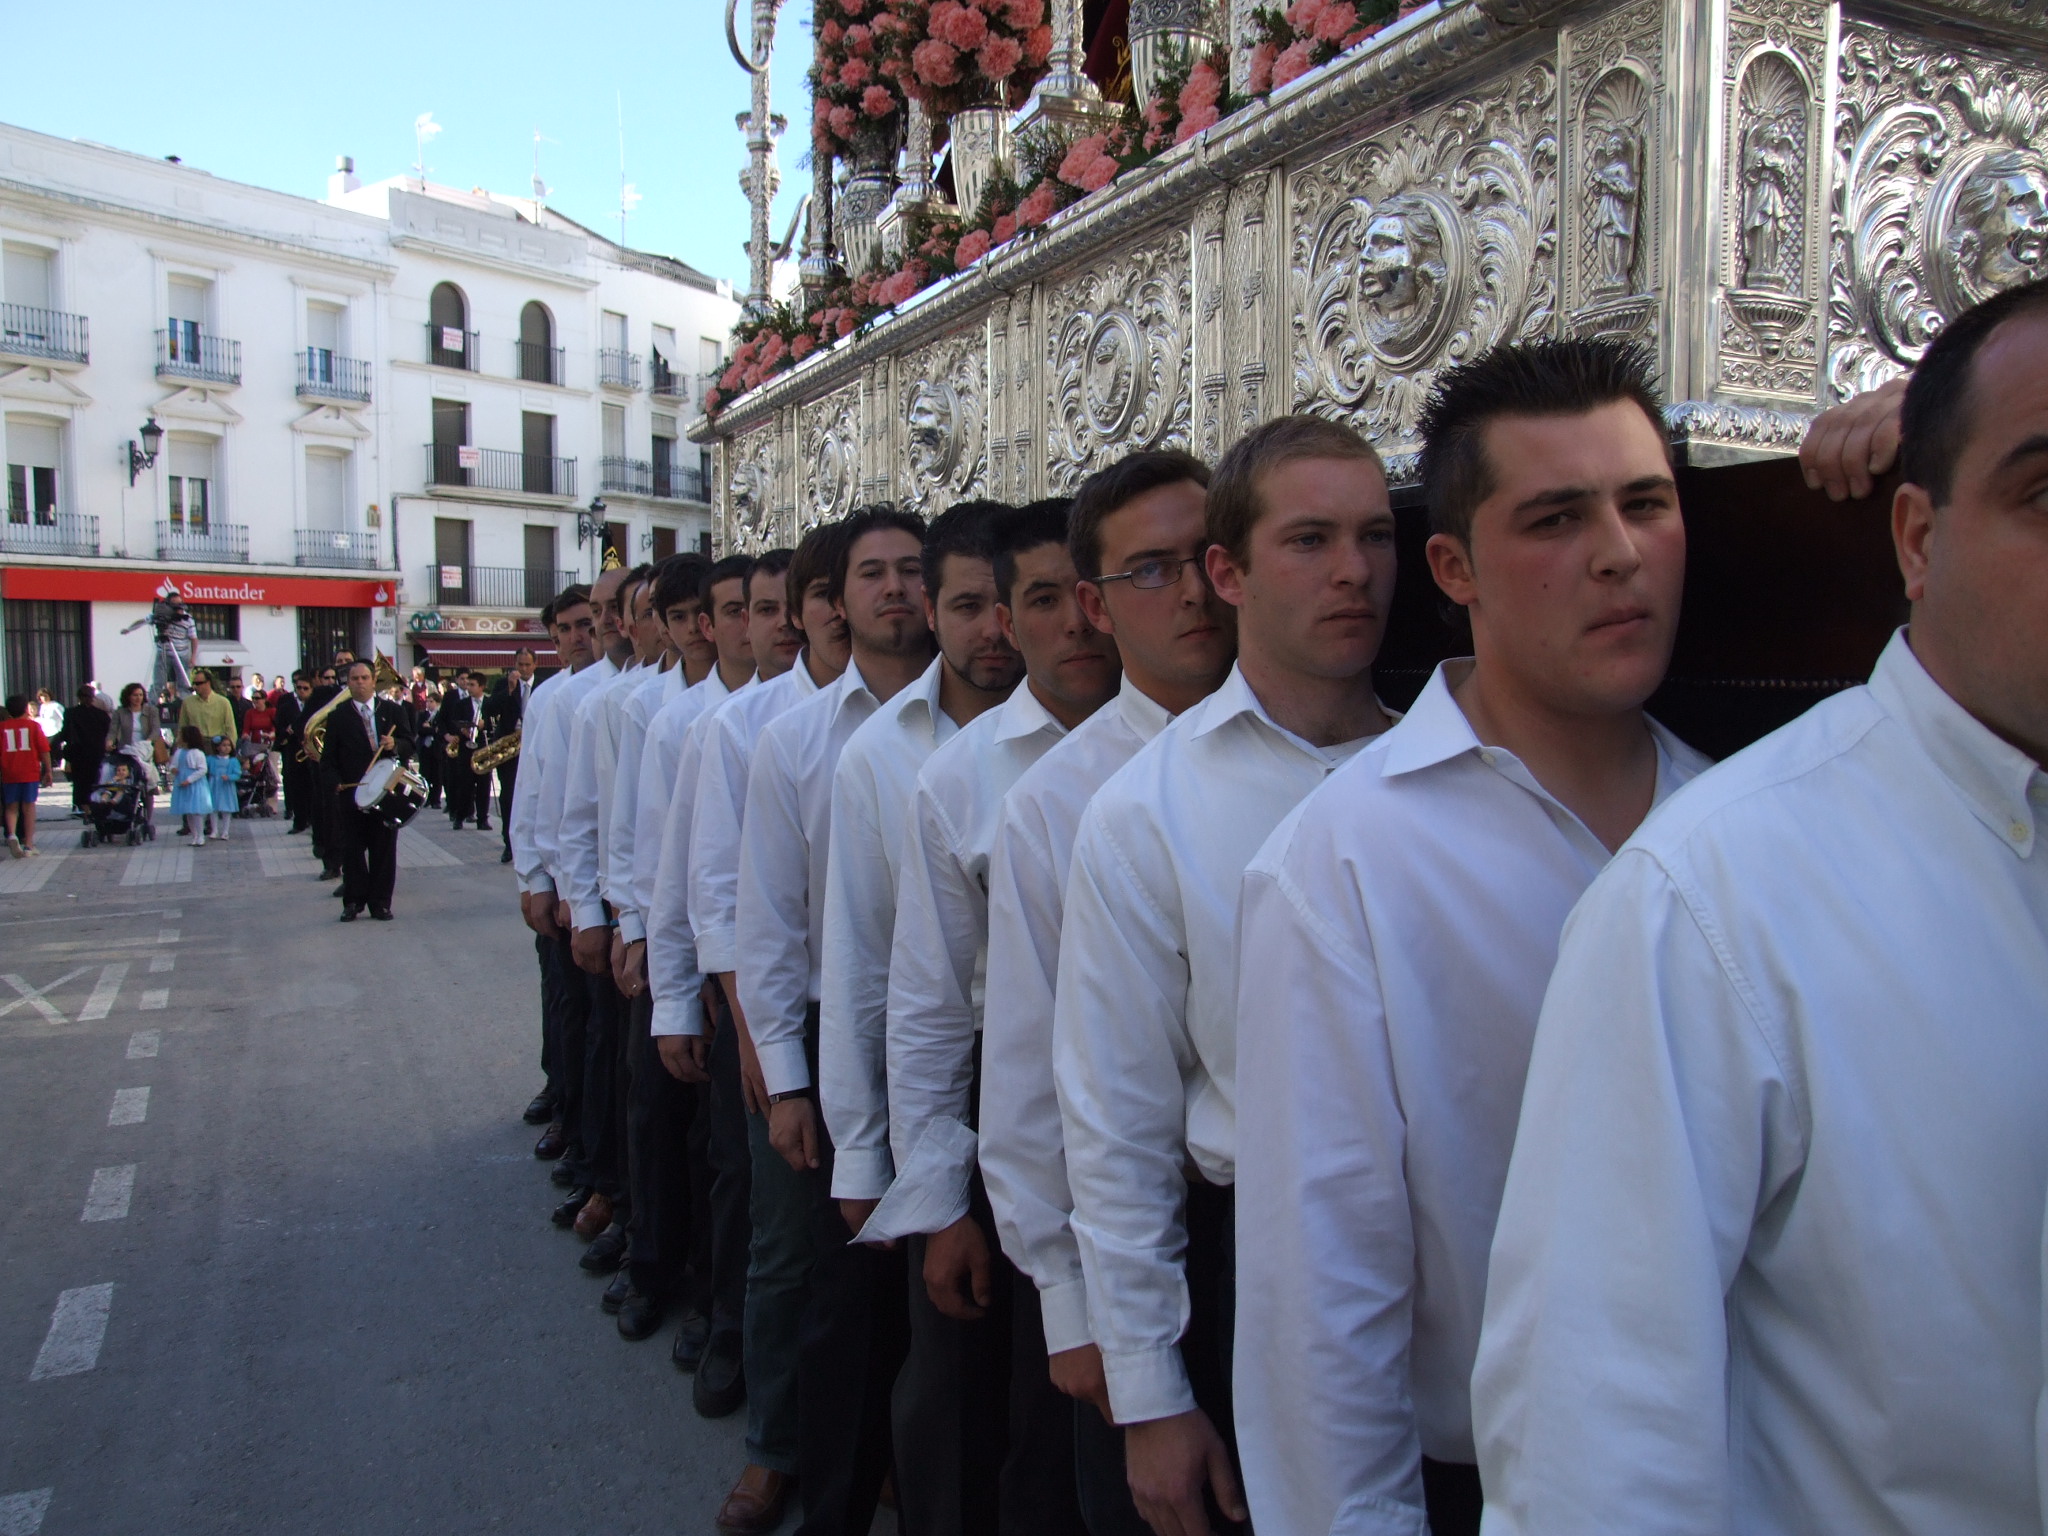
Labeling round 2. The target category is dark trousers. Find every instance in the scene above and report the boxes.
[1075,1181,1244,1536]
[496,762,517,855]
[1002,1269,1088,1536]
[420,744,442,808]
[625,991,698,1297]
[534,934,557,1098]
[309,767,335,866]
[542,935,590,1169]
[69,755,103,814]
[1421,1460,1483,1536]
[446,750,486,825]
[581,964,629,1202]
[705,989,752,1340]
[282,756,302,828]
[336,797,396,911]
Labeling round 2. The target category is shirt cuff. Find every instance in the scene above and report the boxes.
[1038,1279,1093,1356]
[757,1039,812,1098]
[569,897,609,931]
[695,927,736,975]
[1104,1344,1196,1426]
[521,872,556,897]
[650,995,703,1037]
[828,1146,895,1201]
[616,910,646,944]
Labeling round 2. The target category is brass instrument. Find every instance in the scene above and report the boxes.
[471,727,521,776]
[299,689,347,763]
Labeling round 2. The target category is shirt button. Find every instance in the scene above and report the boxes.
[1479,750,1497,767]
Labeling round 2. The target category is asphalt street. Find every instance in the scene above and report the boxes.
[0,793,784,1535]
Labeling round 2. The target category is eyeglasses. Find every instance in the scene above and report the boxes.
[1094,556,1201,591]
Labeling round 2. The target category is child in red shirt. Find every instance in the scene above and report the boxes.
[2,692,54,857]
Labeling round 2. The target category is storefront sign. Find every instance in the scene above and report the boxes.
[0,567,395,608]
[407,611,547,635]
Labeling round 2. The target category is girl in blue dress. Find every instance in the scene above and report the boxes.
[168,725,210,846]
[206,735,243,840]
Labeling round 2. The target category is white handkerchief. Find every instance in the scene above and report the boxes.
[852,1116,979,1244]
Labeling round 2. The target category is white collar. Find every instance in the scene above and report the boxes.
[994,679,1064,745]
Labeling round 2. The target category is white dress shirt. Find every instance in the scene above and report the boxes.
[1055,663,1383,1425]
[530,656,615,896]
[1234,663,1706,1535]
[884,683,1070,1227]
[560,660,643,931]
[640,670,741,1033]
[737,661,882,1098]
[1473,631,2048,1536]
[689,662,822,977]
[984,678,1172,1355]
[508,668,568,895]
[606,662,683,943]
[819,656,958,1200]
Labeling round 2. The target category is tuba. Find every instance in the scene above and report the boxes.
[299,688,347,763]
[472,728,520,776]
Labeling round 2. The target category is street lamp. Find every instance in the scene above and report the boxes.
[576,495,608,548]
[126,416,164,485]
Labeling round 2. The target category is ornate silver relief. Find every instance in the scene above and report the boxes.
[1045,229,1193,492]
[1565,0,1663,344]
[1291,61,1559,453]
[897,329,987,514]
[726,425,782,554]
[800,388,862,527]
[1828,24,2048,397]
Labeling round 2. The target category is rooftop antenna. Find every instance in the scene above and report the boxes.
[413,112,441,189]
[616,93,641,247]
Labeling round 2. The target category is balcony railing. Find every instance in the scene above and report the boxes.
[600,349,641,390]
[659,462,708,502]
[430,564,578,610]
[0,511,98,556]
[427,323,478,370]
[294,528,384,569]
[157,520,249,563]
[599,457,708,501]
[155,329,241,384]
[515,339,565,386]
[0,304,89,365]
[425,443,577,498]
[296,349,372,403]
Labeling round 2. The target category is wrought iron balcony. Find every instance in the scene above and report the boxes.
[425,443,576,498]
[0,304,89,365]
[157,520,249,563]
[429,563,578,609]
[600,349,641,390]
[650,357,685,398]
[427,323,478,371]
[599,457,708,501]
[296,349,372,403]
[516,339,565,386]
[0,511,98,557]
[294,528,384,569]
[155,328,240,385]
[655,461,707,502]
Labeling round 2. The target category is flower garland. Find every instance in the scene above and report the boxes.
[810,0,912,158]
[892,0,1054,117]
[1245,0,1406,95]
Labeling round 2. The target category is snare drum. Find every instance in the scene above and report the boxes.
[353,758,427,831]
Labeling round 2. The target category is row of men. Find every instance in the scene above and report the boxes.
[506,277,2045,1536]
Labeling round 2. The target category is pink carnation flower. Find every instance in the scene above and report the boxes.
[820,19,844,44]
[931,0,987,50]
[1004,0,1041,25]
[1015,181,1059,227]
[1179,60,1222,114]
[977,34,1023,78]
[828,104,860,139]
[912,38,962,87]
[720,364,744,391]
[1284,0,1326,29]
[1271,39,1317,88]
[1174,103,1220,143]
[862,84,896,116]
[1312,1,1357,42]
[1077,154,1118,191]
[1247,40,1279,94]
[955,228,993,265]
[838,0,866,13]
[992,213,1017,243]
[839,56,872,87]
[845,22,872,53]
[1024,22,1053,64]
[791,333,817,360]
[756,332,788,367]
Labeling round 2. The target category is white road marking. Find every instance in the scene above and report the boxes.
[149,953,173,973]
[138,989,169,1012]
[0,968,90,1025]
[79,963,129,1022]
[398,829,462,868]
[82,1165,136,1222]
[127,1029,160,1059]
[0,848,66,894]
[120,848,192,886]
[160,908,180,918]
[30,1285,114,1379]
[0,1488,53,1535]
[107,1087,149,1126]
[156,927,180,944]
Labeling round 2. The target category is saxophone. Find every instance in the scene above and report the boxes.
[471,728,521,776]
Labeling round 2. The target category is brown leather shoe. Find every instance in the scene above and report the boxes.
[715,1466,793,1534]
[571,1191,613,1241]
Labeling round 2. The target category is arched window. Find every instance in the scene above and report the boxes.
[428,282,471,369]
[518,301,559,384]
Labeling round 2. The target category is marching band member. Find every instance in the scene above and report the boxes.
[1055,416,1399,1536]
[321,658,416,922]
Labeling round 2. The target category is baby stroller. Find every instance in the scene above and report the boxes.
[83,747,157,847]
[237,736,279,818]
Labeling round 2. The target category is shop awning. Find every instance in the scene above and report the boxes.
[409,639,542,668]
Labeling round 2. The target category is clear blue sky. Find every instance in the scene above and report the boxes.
[1,0,816,290]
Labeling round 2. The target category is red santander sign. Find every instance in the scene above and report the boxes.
[1,566,396,608]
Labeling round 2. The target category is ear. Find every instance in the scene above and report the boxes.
[1076,578,1115,636]
[1892,481,1936,604]
[996,602,1021,652]
[1204,544,1247,609]
[1425,531,1479,610]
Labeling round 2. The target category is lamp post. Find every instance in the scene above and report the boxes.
[126,415,164,486]
[577,496,611,572]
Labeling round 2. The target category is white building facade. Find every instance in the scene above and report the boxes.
[0,123,736,698]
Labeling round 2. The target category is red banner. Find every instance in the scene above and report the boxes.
[1,566,396,608]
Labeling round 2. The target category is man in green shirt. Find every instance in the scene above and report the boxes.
[178,669,237,747]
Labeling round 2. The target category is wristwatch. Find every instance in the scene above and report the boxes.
[767,1089,811,1106]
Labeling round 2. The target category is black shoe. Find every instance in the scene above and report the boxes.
[692,1331,746,1419]
[522,1090,556,1126]
[534,1123,568,1161]
[617,1285,666,1341]
[500,848,513,863]
[450,820,465,830]
[476,822,492,832]
[549,1157,579,1187]
[321,866,340,880]
[551,1188,591,1228]
[339,905,360,923]
[332,884,346,898]
[370,907,393,921]
[600,1268,634,1314]
[579,1223,629,1275]
[670,1308,711,1373]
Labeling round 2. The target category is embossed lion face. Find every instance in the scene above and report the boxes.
[1956,152,2048,290]
[1359,211,1419,308]
[906,382,954,478]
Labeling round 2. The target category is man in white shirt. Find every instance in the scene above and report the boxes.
[981,451,1234,1536]
[512,590,595,1166]
[1233,340,1708,1536]
[885,498,1121,1534]
[492,645,538,865]
[1056,415,1399,1535]
[739,506,935,1536]
[1472,280,2048,1536]
[688,529,852,1533]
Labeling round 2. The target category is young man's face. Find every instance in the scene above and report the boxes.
[630,582,666,664]
[229,679,244,697]
[1206,455,1396,682]
[929,552,1022,694]
[837,527,928,656]
[467,676,486,699]
[1428,400,1684,719]
[318,669,337,687]
[195,676,213,698]
[664,597,707,666]
[702,575,753,672]
[1081,478,1237,695]
[346,665,377,703]
[801,576,853,673]
[590,571,628,652]
[1000,540,1120,719]
[554,602,597,668]
[748,569,803,677]
[516,652,536,681]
